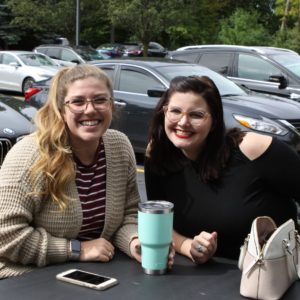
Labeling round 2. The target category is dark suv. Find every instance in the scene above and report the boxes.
[33,45,107,66]
[167,45,300,101]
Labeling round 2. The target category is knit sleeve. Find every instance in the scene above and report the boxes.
[103,130,139,256]
[0,136,69,272]
[251,138,300,202]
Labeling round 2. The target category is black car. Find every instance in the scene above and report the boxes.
[26,58,300,154]
[167,45,300,101]
[0,94,37,165]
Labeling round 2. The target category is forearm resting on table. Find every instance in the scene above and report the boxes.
[173,230,192,258]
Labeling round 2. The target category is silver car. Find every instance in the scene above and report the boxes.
[0,51,61,94]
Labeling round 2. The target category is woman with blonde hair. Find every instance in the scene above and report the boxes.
[0,64,141,278]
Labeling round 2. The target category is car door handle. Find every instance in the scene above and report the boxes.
[114,100,127,107]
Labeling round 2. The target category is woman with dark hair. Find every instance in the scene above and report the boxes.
[145,75,300,262]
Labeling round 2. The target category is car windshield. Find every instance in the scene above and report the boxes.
[75,47,106,61]
[19,54,57,66]
[271,54,300,77]
[155,64,247,96]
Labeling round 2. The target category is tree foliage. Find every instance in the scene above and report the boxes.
[1,0,300,54]
[218,8,271,45]
[0,0,23,48]
[107,0,184,55]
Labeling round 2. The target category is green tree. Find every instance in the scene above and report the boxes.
[6,0,76,44]
[107,0,184,55]
[218,8,271,45]
[0,0,22,48]
[272,0,300,52]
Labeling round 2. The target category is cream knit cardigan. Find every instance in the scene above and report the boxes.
[0,129,140,278]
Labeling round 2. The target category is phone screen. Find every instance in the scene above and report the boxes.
[63,270,111,285]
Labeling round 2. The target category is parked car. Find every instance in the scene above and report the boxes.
[96,43,125,58]
[0,51,60,94]
[123,42,168,57]
[24,77,51,109]
[167,45,300,101]
[175,45,204,51]
[25,58,300,154]
[122,43,143,57]
[0,93,37,166]
[33,45,108,66]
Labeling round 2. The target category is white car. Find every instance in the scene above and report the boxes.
[0,51,61,94]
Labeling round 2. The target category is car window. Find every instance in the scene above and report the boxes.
[119,68,164,94]
[61,49,79,62]
[149,42,161,50]
[98,65,115,81]
[172,52,198,63]
[199,53,231,75]
[237,54,280,80]
[156,64,246,96]
[271,54,300,77]
[45,48,61,59]
[36,48,48,55]
[2,54,18,65]
[19,54,57,66]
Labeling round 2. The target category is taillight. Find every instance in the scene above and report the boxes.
[24,87,42,101]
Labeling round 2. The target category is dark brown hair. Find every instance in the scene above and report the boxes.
[146,75,245,182]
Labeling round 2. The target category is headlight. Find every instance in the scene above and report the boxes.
[233,114,288,135]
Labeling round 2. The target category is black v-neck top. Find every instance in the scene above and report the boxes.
[145,138,300,259]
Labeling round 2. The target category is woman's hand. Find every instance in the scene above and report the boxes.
[130,238,175,269]
[80,238,115,262]
[190,231,218,264]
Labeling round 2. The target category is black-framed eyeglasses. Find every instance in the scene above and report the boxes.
[64,96,112,114]
[163,105,210,126]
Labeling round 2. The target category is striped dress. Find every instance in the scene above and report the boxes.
[74,141,106,241]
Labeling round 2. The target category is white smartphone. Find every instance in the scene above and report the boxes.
[56,269,118,290]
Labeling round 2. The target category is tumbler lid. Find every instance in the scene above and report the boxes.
[138,201,174,214]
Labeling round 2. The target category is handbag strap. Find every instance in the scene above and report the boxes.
[284,233,300,279]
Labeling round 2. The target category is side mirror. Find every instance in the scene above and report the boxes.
[269,75,288,89]
[9,62,19,68]
[218,66,228,75]
[147,88,166,98]
[71,59,81,64]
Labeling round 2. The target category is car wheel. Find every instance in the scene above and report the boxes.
[22,77,35,94]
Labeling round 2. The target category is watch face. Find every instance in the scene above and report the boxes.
[72,240,81,252]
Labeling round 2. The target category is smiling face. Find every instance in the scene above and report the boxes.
[164,91,213,160]
[63,76,112,151]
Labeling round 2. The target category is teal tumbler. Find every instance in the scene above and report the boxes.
[138,201,174,275]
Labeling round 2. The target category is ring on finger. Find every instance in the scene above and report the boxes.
[108,251,112,258]
[196,244,204,253]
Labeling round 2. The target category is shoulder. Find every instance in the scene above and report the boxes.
[103,129,131,146]
[239,132,273,161]
[103,129,135,161]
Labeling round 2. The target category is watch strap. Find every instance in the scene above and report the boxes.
[70,239,81,261]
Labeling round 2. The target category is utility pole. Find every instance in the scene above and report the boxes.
[281,0,290,32]
[75,0,80,46]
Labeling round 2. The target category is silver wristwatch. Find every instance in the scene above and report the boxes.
[70,239,81,261]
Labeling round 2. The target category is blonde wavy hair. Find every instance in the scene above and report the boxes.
[30,64,114,210]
